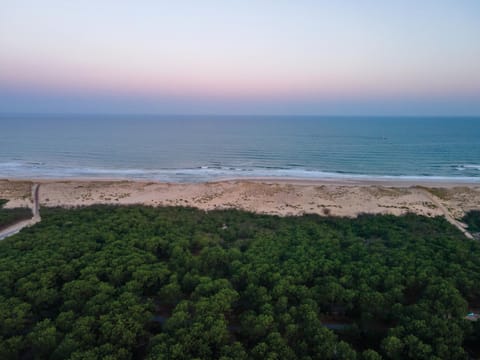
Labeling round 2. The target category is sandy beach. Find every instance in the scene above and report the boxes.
[1,178,479,221]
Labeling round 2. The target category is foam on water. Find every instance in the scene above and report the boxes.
[1,115,479,182]
[459,164,480,170]
[1,161,479,183]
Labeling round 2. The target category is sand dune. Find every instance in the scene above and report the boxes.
[1,179,479,224]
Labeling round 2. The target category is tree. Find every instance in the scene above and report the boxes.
[382,336,403,359]
[27,319,58,359]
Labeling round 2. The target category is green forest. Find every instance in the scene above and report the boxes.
[463,210,480,233]
[0,199,32,231]
[0,205,479,359]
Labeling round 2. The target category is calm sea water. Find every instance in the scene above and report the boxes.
[1,115,479,182]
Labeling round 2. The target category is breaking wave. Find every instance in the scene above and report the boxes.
[1,161,479,183]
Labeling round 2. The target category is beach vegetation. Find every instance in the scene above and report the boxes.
[0,206,479,359]
[463,210,480,232]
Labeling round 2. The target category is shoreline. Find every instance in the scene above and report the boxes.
[2,175,480,188]
[216,176,480,188]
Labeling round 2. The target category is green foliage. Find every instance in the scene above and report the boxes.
[0,205,479,359]
[462,210,480,232]
[0,200,32,230]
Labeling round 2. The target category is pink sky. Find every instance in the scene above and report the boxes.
[1,0,479,114]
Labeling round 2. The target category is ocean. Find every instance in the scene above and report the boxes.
[1,115,479,182]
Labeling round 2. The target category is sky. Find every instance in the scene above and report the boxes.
[1,0,479,115]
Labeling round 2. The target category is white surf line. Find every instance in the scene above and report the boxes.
[0,184,41,241]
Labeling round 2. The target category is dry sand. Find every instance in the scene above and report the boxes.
[1,178,479,222]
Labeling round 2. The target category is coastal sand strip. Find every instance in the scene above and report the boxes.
[1,179,479,239]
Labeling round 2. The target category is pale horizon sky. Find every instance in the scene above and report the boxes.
[1,0,479,115]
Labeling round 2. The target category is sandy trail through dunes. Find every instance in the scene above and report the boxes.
[1,178,479,238]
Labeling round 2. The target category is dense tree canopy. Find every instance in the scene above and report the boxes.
[463,210,480,233]
[0,205,479,359]
[0,199,32,230]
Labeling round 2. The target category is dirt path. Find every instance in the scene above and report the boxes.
[0,182,476,241]
[0,184,41,241]
[415,187,474,239]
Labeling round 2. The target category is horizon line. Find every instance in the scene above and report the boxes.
[1,112,480,118]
